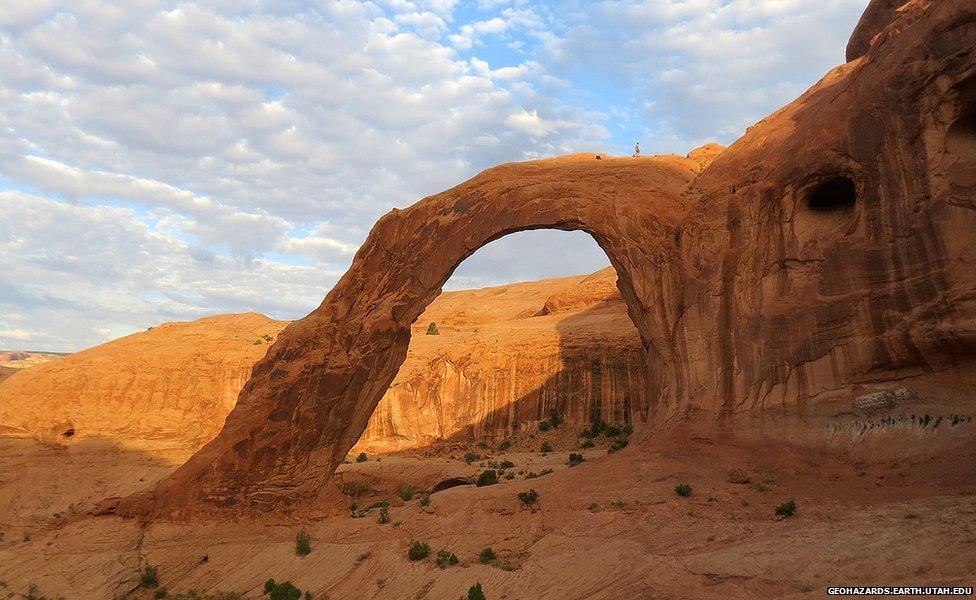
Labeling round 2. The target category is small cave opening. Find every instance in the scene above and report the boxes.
[806,176,857,212]
[62,428,75,438]
[946,104,976,159]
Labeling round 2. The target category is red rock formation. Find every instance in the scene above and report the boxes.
[133,0,976,514]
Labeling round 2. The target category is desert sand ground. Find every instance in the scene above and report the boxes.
[1,366,974,600]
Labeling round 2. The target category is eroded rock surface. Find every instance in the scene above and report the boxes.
[140,0,975,514]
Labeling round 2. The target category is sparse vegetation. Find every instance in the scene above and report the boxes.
[426,323,439,335]
[476,469,499,487]
[468,582,487,600]
[435,549,459,568]
[295,529,312,556]
[517,489,539,509]
[498,439,512,451]
[397,486,414,501]
[775,500,797,517]
[419,494,431,507]
[140,565,160,588]
[356,452,368,463]
[607,438,629,453]
[567,453,584,467]
[674,483,693,497]
[579,439,595,449]
[464,451,481,464]
[355,551,372,565]
[408,540,431,561]
[499,460,515,469]
[540,441,552,453]
[378,506,390,524]
[538,420,551,431]
[755,484,768,493]
[479,547,496,563]
[265,581,301,600]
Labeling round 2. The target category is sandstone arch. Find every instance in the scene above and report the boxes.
[127,0,976,516]
[144,155,701,512]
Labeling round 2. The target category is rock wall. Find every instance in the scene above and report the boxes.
[0,270,646,453]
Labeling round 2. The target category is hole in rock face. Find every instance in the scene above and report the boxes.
[62,428,75,438]
[946,105,976,159]
[806,176,857,212]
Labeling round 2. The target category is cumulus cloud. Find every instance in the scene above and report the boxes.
[0,0,870,351]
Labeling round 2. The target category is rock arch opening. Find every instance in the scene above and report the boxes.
[352,229,647,455]
[806,176,857,212]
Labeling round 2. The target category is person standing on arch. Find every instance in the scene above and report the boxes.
[633,142,641,157]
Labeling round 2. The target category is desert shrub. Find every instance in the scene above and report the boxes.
[755,484,768,493]
[607,438,629,453]
[587,502,598,512]
[463,452,481,464]
[476,469,499,487]
[498,439,512,451]
[265,579,277,593]
[435,549,459,568]
[408,540,431,561]
[253,339,264,345]
[524,471,538,479]
[604,424,622,437]
[468,583,487,600]
[378,506,390,524]
[622,424,634,436]
[540,441,552,453]
[538,420,551,432]
[775,500,797,517]
[579,439,595,449]
[499,460,515,469]
[505,472,515,480]
[140,565,160,588]
[295,529,312,556]
[367,499,390,511]
[154,588,168,599]
[547,408,562,428]
[356,452,367,463]
[567,453,584,467]
[397,486,414,501]
[419,494,431,507]
[517,489,539,508]
[268,581,301,600]
[426,323,439,335]
[478,547,496,563]
[674,484,692,497]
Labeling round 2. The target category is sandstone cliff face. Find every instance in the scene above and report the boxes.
[0,314,285,446]
[0,271,645,453]
[356,268,645,453]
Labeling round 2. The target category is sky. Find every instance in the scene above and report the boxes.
[0,0,869,352]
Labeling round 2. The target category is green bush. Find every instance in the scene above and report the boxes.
[378,506,390,524]
[295,529,312,556]
[268,581,301,600]
[579,439,595,449]
[775,500,797,517]
[154,588,168,599]
[356,452,367,463]
[468,582,487,600]
[674,484,692,497]
[540,441,552,453]
[517,489,539,508]
[265,579,277,593]
[607,438,629,453]
[567,453,585,467]
[476,470,499,487]
[498,439,512,451]
[463,452,480,464]
[397,486,414,502]
[499,460,515,469]
[478,547,496,563]
[426,323,439,335]
[435,549,459,568]
[547,408,562,428]
[140,565,160,588]
[419,494,431,507]
[408,540,431,561]
[538,420,551,432]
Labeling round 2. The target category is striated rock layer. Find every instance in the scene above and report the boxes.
[133,0,975,514]
[0,270,644,452]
